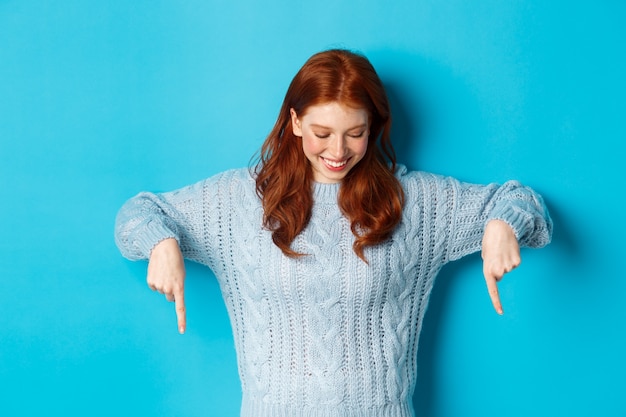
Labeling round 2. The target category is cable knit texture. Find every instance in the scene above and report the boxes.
[115,165,552,417]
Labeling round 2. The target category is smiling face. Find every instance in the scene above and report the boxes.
[290,102,370,184]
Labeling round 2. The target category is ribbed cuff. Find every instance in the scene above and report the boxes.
[133,218,179,258]
[487,203,531,242]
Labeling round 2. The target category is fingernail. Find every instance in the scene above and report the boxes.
[179,326,185,334]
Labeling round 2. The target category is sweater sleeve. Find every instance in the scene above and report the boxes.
[446,178,553,262]
[114,178,211,264]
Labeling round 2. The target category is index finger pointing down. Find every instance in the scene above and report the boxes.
[174,289,186,334]
[485,274,504,315]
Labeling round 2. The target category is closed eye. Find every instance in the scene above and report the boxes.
[348,131,366,138]
[314,133,330,138]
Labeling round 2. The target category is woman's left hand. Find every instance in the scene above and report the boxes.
[481,219,521,315]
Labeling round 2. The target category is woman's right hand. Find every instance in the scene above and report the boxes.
[147,238,186,334]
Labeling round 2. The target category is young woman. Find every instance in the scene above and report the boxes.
[115,49,552,417]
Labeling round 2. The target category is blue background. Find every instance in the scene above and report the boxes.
[1,1,624,416]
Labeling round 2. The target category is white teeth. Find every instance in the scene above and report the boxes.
[323,157,347,168]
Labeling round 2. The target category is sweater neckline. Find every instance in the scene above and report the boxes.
[312,181,340,203]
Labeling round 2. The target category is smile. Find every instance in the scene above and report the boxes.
[322,157,348,168]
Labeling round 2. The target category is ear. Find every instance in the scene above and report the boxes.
[290,108,302,137]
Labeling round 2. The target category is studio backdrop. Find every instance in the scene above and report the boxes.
[1,1,624,416]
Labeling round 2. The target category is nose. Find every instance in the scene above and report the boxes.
[329,136,347,158]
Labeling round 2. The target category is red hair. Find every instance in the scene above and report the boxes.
[254,49,405,261]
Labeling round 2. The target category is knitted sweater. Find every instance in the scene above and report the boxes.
[115,165,552,417]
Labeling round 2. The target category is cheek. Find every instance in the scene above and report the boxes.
[301,134,322,157]
[354,137,369,156]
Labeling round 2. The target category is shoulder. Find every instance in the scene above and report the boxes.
[394,164,457,192]
[207,167,253,181]
[200,167,256,189]
[165,168,256,205]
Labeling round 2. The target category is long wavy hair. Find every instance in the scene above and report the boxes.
[254,49,405,262]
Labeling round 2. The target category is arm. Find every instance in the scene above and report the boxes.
[114,179,208,334]
[114,181,206,262]
[448,179,553,314]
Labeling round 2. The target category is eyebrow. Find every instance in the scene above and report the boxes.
[309,123,368,130]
